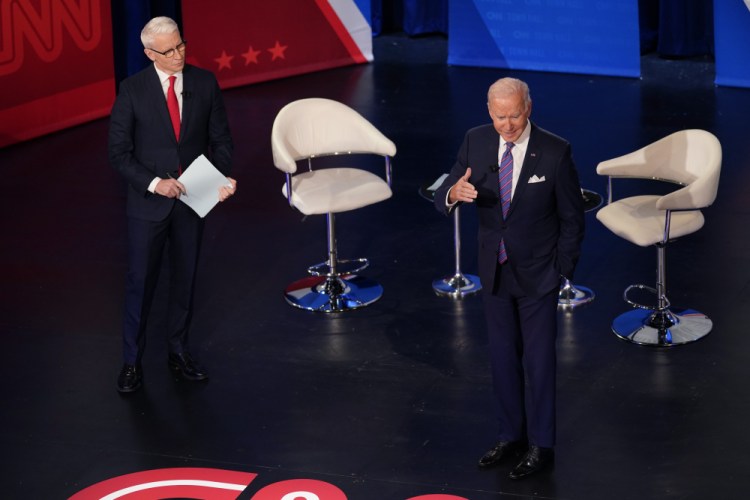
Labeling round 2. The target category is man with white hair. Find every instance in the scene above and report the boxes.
[435,77,584,479]
[109,16,236,393]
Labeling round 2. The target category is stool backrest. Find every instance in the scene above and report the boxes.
[597,129,721,210]
[271,98,397,174]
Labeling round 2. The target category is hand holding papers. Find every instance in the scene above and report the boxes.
[177,155,234,218]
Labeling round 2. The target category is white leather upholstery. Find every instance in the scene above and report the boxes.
[272,98,396,215]
[596,129,721,247]
[282,168,392,215]
[272,98,396,174]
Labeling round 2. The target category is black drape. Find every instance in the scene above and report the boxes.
[639,0,714,57]
[111,0,181,86]
[371,0,447,36]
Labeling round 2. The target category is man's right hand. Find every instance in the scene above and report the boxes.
[155,178,187,199]
[448,167,477,204]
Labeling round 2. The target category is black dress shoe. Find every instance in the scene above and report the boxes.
[478,441,521,468]
[117,364,142,393]
[509,445,554,480]
[168,352,208,381]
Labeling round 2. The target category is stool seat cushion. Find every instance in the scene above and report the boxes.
[282,167,392,215]
[596,195,704,247]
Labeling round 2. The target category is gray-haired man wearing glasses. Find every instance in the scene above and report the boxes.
[108,16,237,393]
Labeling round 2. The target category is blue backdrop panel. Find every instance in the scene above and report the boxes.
[448,0,640,77]
[354,0,372,27]
[714,1,750,88]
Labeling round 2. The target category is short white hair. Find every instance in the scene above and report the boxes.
[140,16,180,48]
[487,78,531,110]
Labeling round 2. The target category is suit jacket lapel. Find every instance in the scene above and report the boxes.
[487,135,500,176]
[481,135,501,210]
[147,67,177,145]
[508,124,542,217]
[180,65,193,143]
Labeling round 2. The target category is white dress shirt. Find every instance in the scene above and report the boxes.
[148,65,184,193]
[499,121,531,201]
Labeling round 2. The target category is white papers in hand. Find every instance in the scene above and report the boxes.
[177,154,231,218]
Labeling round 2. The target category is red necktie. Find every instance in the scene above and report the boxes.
[167,75,180,141]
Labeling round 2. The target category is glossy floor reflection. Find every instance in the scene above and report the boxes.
[2,34,750,499]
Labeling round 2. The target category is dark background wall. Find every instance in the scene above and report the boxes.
[110,0,714,85]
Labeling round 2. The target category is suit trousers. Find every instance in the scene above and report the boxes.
[483,261,559,448]
[122,201,204,364]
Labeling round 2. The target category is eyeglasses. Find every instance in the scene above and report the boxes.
[148,40,187,58]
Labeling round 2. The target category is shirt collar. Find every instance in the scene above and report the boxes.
[501,121,531,150]
[153,64,182,84]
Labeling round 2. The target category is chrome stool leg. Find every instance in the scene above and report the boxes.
[558,188,601,308]
[433,205,481,298]
[612,242,712,346]
[284,213,383,312]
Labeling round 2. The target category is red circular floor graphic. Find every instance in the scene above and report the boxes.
[69,467,470,499]
[69,468,256,499]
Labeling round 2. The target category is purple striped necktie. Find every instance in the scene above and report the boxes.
[498,142,514,264]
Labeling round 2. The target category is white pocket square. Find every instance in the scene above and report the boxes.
[528,175,546,183]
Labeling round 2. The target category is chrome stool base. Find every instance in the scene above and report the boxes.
[558,279,595,308]
[284,274,383,313]
[433,272,481,298]
[612,307,712,346]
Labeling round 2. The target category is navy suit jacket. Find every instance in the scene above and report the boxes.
[435,123,584,297]
[108,64,233,221]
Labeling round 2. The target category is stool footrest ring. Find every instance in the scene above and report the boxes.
[308,258,369,277]
[623,283,671,311]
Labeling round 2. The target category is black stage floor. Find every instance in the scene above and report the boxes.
[2,34,750,499]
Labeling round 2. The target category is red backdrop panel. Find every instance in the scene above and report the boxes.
[0,0,115,148]
[181,0,371,90]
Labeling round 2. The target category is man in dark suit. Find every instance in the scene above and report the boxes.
[109,16,236,393]
[435,78,584,479]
